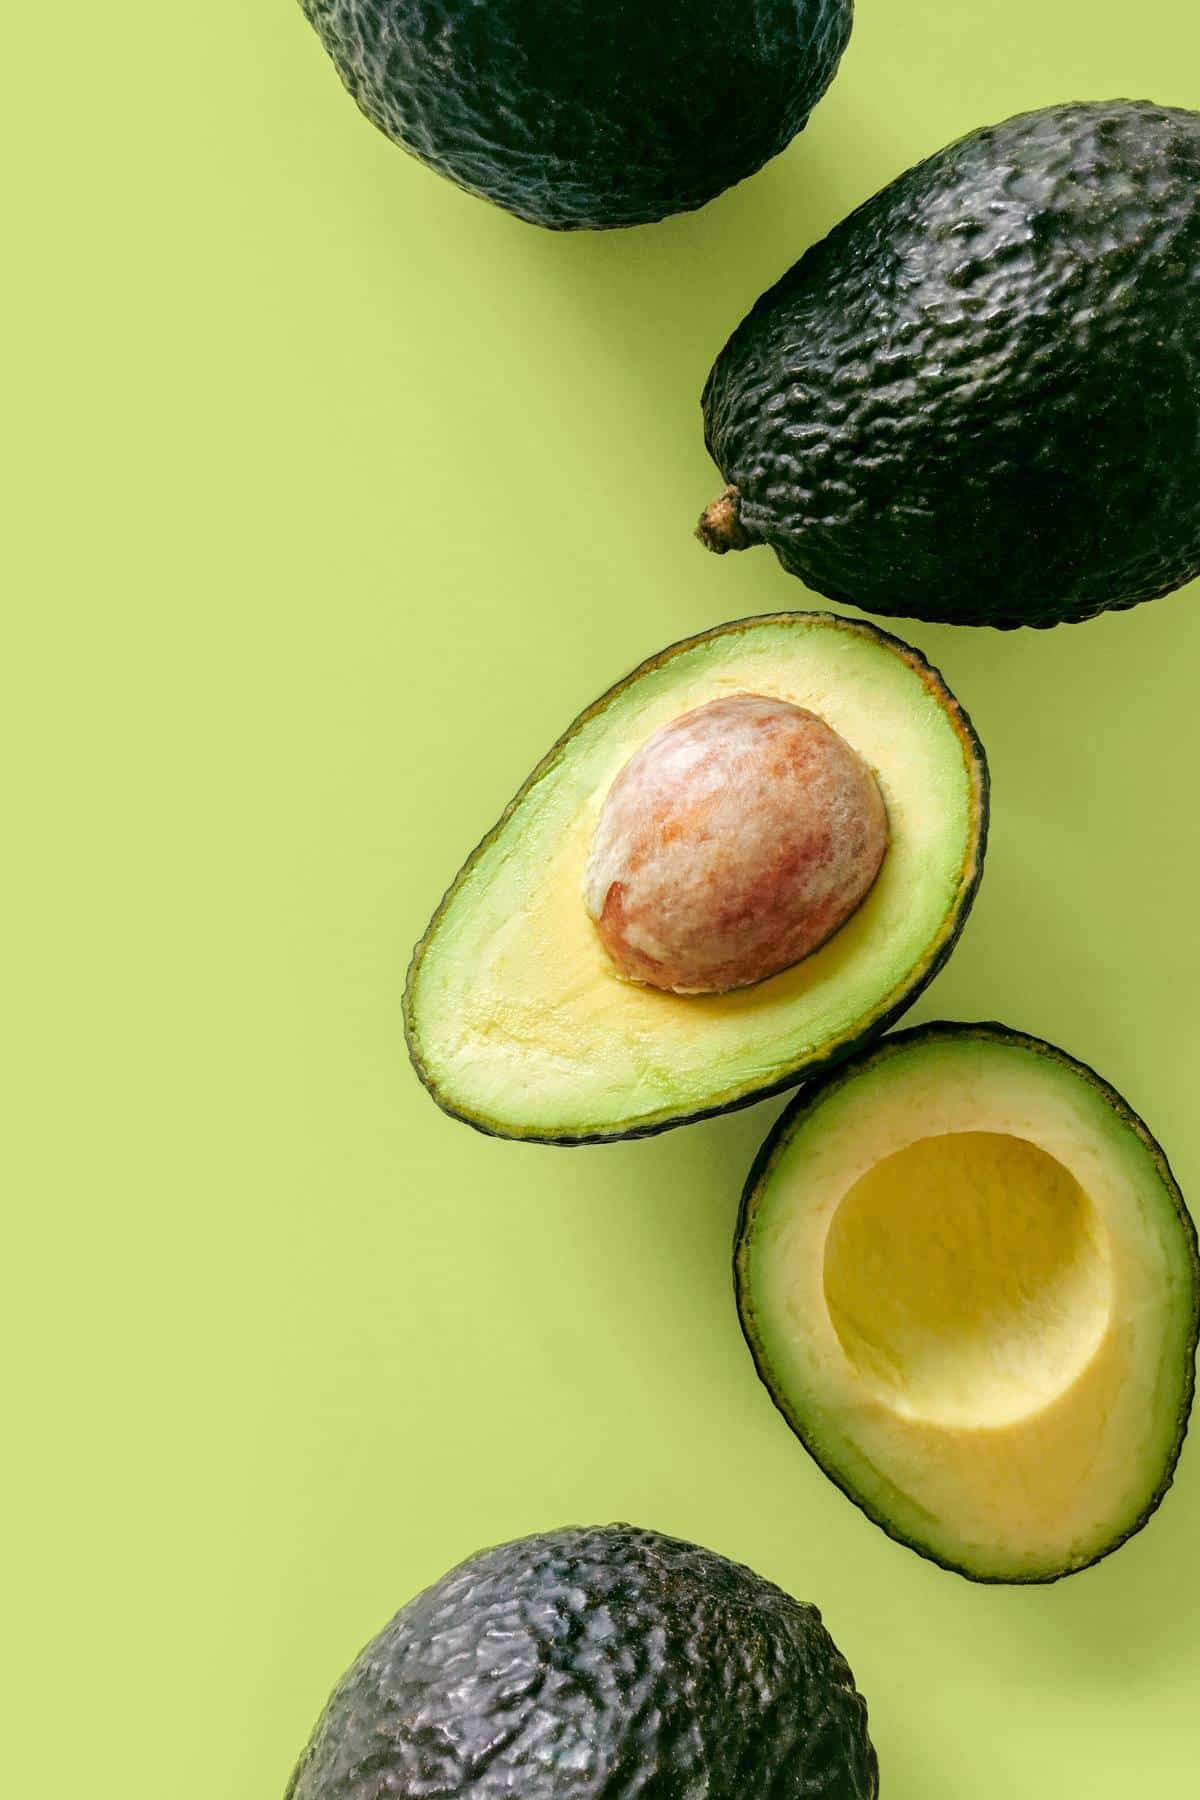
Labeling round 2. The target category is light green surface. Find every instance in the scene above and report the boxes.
[6,1,1200,1794]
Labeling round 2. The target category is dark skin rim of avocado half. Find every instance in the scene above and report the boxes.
[734,1020,1200,1583]
[403,612,990,1145]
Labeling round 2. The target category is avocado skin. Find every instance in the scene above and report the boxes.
[285,1525,878,1798]
[734,1022,1200,1583]
[298,0,853,229]
[403,611,990,1145]
[703,102,1200,627]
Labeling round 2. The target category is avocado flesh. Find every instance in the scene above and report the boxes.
[736,1025,1200,1582]
[405,614,987,1143]
[702,101,1200,626]
[298,0,853,231]
[285,1525,879,1799]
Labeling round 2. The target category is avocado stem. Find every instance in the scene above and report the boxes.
[696,486,753,554]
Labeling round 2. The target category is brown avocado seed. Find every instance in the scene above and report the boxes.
[584,694,888,994]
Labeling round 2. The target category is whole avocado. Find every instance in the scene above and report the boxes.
[285,1524,879,1797]
[297,0,853,230]
[699,101,1200,627]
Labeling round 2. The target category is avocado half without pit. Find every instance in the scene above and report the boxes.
[286,1525,879,1799]
[405,614,988,1143]
[736,1024,1200,1583]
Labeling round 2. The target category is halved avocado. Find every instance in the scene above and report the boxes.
[405,614,987,1144]
[735,1024,1200,1582]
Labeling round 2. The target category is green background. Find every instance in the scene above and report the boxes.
[9,1,1200,1793]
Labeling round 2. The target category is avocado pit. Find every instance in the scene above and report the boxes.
[584,693,888,994]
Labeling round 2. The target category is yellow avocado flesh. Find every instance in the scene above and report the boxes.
[406,615,985,1141]
[739,1031,1198,1581]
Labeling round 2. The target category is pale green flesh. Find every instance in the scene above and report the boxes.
[407,616,984,1140]
[739,1033,1197,1581]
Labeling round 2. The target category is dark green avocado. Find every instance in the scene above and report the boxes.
[735,1023,1200,1582]
[297,0,853,230]
[699,101,1200,627]
[285,1525,878,1797]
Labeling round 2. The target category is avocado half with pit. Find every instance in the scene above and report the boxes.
[736,1024,1200,1582]
[405,614,987,1143]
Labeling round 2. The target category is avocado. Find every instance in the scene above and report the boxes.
[405,612,987,1143]
[699,101,1200,627]
[285,1524,879,1798]
[735,1023,1200,1582]
[297,0,853,230]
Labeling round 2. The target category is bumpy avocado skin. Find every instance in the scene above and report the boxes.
[286,1525,878,1797]
[703,102,1200,627]
[298,0,853,229]
[734,1023,1200,1583]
